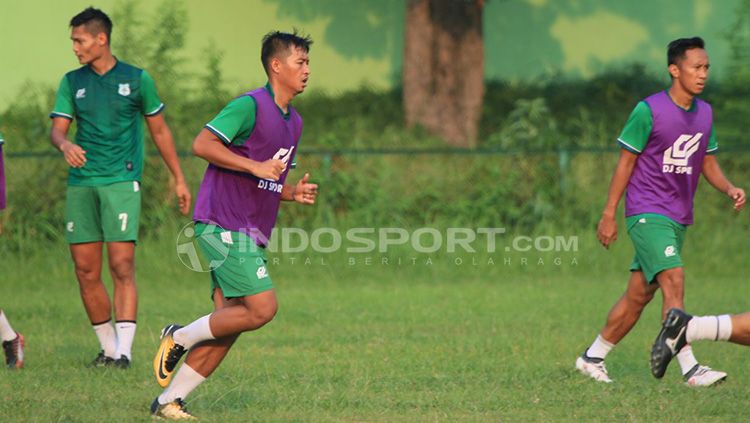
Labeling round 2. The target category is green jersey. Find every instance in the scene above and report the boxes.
[204,83,296,167]
[50,60,164,186]
[618,100,718,155]
[205,95,258,146]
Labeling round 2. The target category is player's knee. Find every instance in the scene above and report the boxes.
[74,265,100,285]
[109,259,134,282]
[255,303,278,325]
[629,290,654,308]
[246,301,278,328]
[658,268,685,294]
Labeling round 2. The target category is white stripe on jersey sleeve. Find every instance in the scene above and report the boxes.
[617,138,642,153]
[205,124,232,144]
[145,103,165,116]
[50,111,74,119]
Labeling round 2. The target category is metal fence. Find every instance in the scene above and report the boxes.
[3,147,749,251]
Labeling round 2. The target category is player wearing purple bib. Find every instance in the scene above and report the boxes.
[193,84,303,245]
[0,131,5,212]
[150,31,316,419]
[0,134,26,371]
[575,37,746,386]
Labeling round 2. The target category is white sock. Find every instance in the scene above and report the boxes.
[0,311,17,342]
[676,345,699,375]
[718,315,733,341]
[114,321,137,360]
[158,364,206,404]
[92,320,118,358]
[585,335,614,360]
[686,315,733,343]
[173,315,215,350]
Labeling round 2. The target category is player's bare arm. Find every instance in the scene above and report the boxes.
[597,149,639,248]
[281,173,318,204]
[192,128,285,180]
[50,117,86,168]
[145,114,191,214]
[701,154,746,211]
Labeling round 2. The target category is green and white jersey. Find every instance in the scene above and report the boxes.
[0,131,4,145]
[50,60,164,186]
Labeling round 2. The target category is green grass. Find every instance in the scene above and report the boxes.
[0,229,749,422]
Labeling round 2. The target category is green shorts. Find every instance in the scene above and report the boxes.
[195,223,273,299]
[627,213,686,283]
[64,181,142,244]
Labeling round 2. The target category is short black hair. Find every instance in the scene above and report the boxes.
[261,30,313,75]
[70,7,112,44]
[667,37,705,66]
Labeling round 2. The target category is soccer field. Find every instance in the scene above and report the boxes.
[1,232,748,422]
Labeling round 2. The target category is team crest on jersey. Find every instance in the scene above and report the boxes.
[663,133,702,175]
[118,83,131,96]
[76,88,86,99]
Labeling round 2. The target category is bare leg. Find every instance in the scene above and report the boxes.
[654,267,707,377]
[729,313,750,345]
[599,271,658,344]
[656,267,685,319]
[208,290,278,337]
[107,241,137,321]
[185,289,277,377]
[70,242,110,323]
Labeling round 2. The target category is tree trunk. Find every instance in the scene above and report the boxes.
[403,0,484,148]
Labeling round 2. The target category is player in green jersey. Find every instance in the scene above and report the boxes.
[49,7,191,368]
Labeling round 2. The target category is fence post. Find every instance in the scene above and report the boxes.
[321,153,333,226]
[322,153,332,180]
[558,148,570,195]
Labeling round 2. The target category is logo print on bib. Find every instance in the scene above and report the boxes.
[663,133,702,174]
[272,146,295,168]
[118,83,131,96]
[256,266,268,279]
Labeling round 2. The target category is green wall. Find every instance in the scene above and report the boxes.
[0,0,741,105]
[485,0,738,79]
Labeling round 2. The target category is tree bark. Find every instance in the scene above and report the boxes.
[404,0,484,147]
